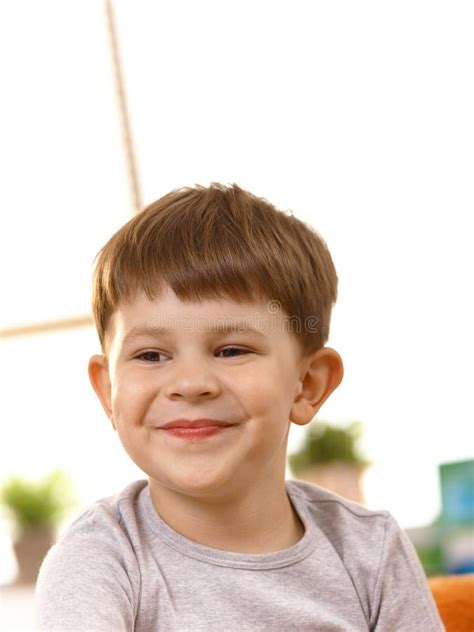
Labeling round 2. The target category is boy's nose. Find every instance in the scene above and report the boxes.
[163,366,221,401]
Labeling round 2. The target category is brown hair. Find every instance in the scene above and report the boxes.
[91,183,338,357]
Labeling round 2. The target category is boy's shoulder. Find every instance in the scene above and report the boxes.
[37,479,148,580]
[286,478,392,558]
[35,481,147,631]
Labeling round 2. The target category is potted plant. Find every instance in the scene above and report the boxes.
[288,419,372,504]
[0,468,78,584]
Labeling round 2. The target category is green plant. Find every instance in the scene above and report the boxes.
[289,419,372,473]
[0,468,78,532]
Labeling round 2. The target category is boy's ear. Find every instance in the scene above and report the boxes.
[290,347,344,426]
[88,355,115,430]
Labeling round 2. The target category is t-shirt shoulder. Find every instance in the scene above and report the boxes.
[35,480,147,631]
[286,479,444,631]
[286,478,392,618]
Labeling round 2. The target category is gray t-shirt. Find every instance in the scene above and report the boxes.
[35,479,444,631]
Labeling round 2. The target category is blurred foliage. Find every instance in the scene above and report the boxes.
[289,419,372,473]
[0,468,79,531]
[415,544,445,577]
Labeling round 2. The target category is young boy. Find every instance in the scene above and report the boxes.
[36,183,444,631]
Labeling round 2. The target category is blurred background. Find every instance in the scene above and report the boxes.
[0,1,473,629]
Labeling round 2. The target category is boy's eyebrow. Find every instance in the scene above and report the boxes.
[122,322,266,344]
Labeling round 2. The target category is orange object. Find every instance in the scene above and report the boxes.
[429,575,474,632]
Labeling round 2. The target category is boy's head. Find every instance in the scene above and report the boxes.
[88,183,343,499]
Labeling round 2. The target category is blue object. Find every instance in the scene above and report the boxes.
[439,460,474,526]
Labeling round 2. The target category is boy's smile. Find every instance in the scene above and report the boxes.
[156,417,238,439]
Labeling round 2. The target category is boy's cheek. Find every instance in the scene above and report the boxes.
[110,390,149,429]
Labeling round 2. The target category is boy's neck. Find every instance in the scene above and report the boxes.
[148,478,305,554]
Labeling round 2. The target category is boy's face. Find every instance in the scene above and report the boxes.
[89,285,341,501]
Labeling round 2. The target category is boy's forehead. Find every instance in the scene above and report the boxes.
[107,287,295,347]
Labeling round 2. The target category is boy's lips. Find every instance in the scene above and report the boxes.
[157,418,236,429]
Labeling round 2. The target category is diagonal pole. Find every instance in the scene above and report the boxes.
[104,0,142,216]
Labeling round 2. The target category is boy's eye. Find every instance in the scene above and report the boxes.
[135,351,165,363]
[217,347,249,358]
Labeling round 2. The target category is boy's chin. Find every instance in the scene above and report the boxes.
[148,470,244,501]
